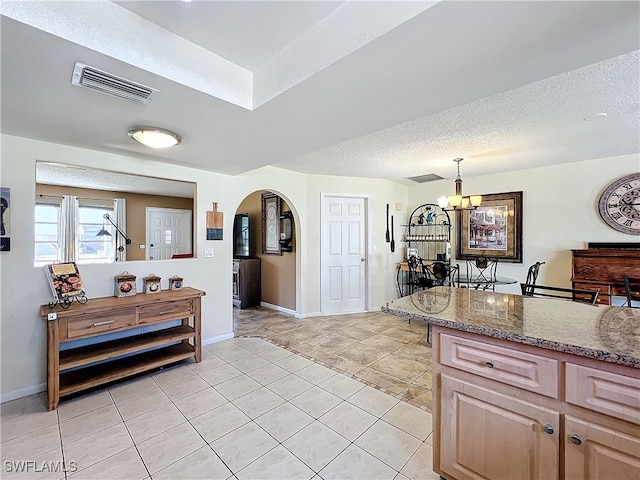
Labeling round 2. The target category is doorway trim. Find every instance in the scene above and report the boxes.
[145,207,192,260]
[320,192,371,315]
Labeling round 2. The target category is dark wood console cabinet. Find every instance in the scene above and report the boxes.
[571,248,640,305]
[233,258,261,309]
[40,287,205,410]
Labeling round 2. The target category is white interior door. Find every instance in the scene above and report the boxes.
[146,207,192,260]
[322,195,367,314]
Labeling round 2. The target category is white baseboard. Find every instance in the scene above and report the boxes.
[297,311,323,318]
[260,302,297,317]
[202,332,235,346]
[1,382,46,404]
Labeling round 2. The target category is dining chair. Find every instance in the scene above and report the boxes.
[431,261,460,288]
[522,261,545,295]
[623,276,640,308]
[465,256,498,291]
[406,255,433,294]
[520,283,599,304]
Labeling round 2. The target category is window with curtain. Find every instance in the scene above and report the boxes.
[34,197,61,266]
[34,195,116,266]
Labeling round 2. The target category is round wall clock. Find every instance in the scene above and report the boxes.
[597,173,640,235]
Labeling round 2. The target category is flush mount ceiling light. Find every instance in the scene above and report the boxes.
[128,128,181,149]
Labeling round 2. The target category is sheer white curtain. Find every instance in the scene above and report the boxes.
[59,195,78,262]
[113,198,127,262]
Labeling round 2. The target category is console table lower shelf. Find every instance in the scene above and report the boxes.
[40,287,205,410]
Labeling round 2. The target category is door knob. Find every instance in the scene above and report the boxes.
[361,257,365,262]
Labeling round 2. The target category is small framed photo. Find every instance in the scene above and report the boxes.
[169,275,184,291]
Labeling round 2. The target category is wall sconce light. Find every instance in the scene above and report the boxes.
[437,158,482,210]
[96,213,132,252]
[128,127,181,149]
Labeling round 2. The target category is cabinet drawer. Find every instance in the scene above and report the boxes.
[138,299,194,325]
[565,363,640,425]
[440,333,558,398]
[67,309,136,338]
[573,283,610,304]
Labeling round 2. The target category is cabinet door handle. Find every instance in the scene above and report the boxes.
[485,360,495,368]
[543,424,554,435]
[93,320,115,326]
[570,434,582,445]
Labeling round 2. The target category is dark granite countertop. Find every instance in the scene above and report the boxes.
[381,287,640,368]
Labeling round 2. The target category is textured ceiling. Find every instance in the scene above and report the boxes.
[36,162,195,198]
[2,0,639,188]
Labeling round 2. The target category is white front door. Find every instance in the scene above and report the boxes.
[146,207,192,260]
[321,195,367,314]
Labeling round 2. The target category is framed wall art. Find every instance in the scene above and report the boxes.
[1,187,9,252]
[262,192,281,255]
[456,191,523,263]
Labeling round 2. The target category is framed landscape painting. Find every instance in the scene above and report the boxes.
[456,191,523,263]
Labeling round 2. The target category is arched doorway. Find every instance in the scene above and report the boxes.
[233,190,298,319]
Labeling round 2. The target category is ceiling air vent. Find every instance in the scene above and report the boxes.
[71,62,157,104]
[407,173,444,184]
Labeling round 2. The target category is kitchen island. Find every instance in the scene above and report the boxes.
[382,287,640,480]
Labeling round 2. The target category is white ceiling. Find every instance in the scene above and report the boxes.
[2,0,639,187]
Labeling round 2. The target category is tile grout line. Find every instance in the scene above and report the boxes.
[238,334,432,412]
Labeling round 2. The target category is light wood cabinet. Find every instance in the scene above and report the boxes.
[564,415,640,479]
[432,326,640,480]
[440,373,559,480]
[40,287,205,410]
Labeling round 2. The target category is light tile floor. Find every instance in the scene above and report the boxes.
[1,333,439,480]
[234,307,433,411]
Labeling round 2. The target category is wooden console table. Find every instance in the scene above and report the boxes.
[571,248,640,305]
[40,287,205,410]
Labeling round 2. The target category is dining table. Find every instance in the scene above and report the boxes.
[458,273,517,289]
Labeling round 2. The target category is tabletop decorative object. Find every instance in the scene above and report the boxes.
[114,271,137,298]
[169,275,184,291]
[143,273,161,294]
[45,261,88,308]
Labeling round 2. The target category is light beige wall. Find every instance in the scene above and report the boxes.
[4,133,636,401]
[304,174,410,314]
[0,135,407,400]
[408,155,640,294]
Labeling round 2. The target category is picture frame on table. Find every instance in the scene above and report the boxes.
[262,192,282,255]
[456,191,523,263]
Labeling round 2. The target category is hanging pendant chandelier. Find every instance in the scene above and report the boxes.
[437,158,482,210]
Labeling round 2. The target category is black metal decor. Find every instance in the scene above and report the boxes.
[390,215,395,252]
[385,203,390,243]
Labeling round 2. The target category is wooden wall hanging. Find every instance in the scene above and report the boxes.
[206,202,224,240]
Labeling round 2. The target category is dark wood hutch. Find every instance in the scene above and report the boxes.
[571,244,640,305]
